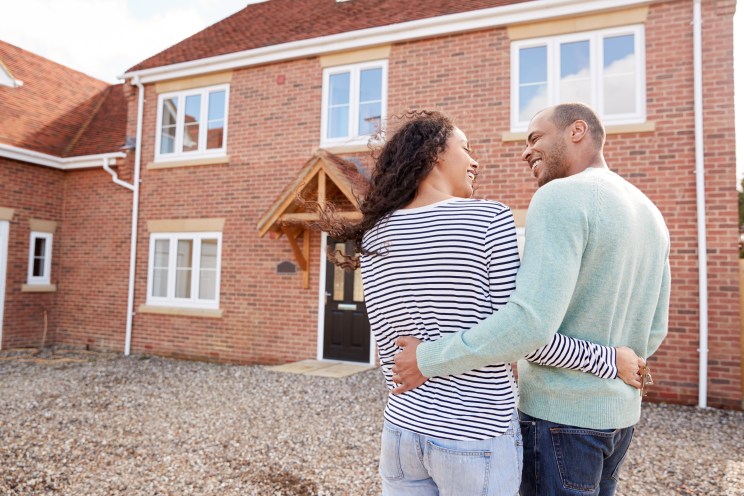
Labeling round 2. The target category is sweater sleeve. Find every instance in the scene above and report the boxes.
[488,207,617,380]
[417,184,588,378]
[646,247,670,358]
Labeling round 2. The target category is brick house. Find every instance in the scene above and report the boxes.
[0,0,740,409]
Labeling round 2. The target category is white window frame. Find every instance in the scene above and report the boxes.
[154,84,230,162]
[146,232,222,310]
[27,231,52,285]
[510,25,646,132]
[320,59,388,147]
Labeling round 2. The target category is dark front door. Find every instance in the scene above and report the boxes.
[323,239,371,362]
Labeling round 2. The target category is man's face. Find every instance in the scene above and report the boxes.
[521,110,570,187]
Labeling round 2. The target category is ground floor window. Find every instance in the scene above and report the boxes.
[27,231,52,285]
[146,232,221,309]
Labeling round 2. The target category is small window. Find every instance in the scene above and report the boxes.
[320,60,387,147]
[511,25,645,131]
[27,232,52,285]
[155,85,229,162]
[146,232,222,309]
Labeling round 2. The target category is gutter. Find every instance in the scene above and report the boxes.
[124,76,145,356]
[692,0,709,409]
[119,0,653,84]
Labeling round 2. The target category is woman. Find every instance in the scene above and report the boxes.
[324,110,637,495]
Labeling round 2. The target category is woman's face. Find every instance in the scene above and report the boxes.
[434,127,479,198]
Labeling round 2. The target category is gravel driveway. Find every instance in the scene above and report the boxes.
[1,349,742,495]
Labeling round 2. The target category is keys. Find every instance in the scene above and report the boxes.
[639,364,654,397]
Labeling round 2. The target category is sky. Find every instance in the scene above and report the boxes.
[1,0,742,184]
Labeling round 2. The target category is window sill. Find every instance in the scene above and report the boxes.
[321,143,373,154]
[147,155,230,170]
[138,304,223,318]
[502,121,656,142]
[22,284,57,293]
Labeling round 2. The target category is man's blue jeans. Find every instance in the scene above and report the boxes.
[518,411,634,496]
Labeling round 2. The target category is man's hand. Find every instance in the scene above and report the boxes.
[391,336,428,394]
[616,346,644,389]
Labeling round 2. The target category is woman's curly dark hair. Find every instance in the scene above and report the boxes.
[321,109,455,269]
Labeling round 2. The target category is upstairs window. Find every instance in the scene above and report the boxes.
[155,85,229,161]
[321,60,387,147]
[27,232,52,285]
[511,25,645,131]
[146,232,222,309]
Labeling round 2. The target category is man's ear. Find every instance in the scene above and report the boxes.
[569,120,589,143]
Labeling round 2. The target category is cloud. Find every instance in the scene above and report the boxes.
[0,0,236,83]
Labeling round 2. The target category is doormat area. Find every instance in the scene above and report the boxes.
[266,359,375,378]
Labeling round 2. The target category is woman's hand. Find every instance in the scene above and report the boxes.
[616,346,644,389]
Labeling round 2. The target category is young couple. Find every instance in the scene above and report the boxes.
[325,104,669,496]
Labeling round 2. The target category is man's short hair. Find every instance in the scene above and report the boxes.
[549,103,606,149]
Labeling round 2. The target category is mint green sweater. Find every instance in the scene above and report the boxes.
[417,168,670,429]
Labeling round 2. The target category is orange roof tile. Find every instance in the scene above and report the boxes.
[128,0,523,72]
[0,40,127,157]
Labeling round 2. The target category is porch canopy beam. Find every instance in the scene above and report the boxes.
[257,149,369,288]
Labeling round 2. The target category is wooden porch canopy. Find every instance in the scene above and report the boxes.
[257,149,369,288]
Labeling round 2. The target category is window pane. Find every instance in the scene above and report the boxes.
[329,72,350,106]
[154,239,169,268]
[328,106,350,139]
[333,243,345,301]
[359,68,382,102]
[160,98,177,154]
[34,237,46,258]
[519,84,548,122]
[353,268,364,303]
[200,239,218,269]
[199,270,216,300]
[604,75,636,114]
[152,239,169,298]
[358,102,381,136]
[603,35,636,115]
[33,257,43,277]
[560,41,590,79]
[519,46,548,122]
[559,41,591,104]
[182,94,201,153]
[604,35,635,73]
[161,98,178,127]
[519,46,547,85]
[160,129,176,154]
[153,268,168,297]
[207,91,225,150]
[175,240,193,299]
[207,91,225,120]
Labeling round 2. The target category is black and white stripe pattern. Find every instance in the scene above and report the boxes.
[362,198,617,441]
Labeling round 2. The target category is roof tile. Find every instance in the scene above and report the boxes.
[0,40,127,157]
[128,0,523,72]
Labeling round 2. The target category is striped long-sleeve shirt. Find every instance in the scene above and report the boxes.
[361,197,617,440]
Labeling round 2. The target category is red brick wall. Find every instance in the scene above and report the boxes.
[4,0,734,407]
[54,168,132,352]
[0,157,63,348]
[128,58,323,364]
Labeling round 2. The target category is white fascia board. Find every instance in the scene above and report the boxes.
[120,0,652,84]
[0,143,125,170]
[62,152,127,170]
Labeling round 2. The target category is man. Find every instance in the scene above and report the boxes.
[391,103,670,496]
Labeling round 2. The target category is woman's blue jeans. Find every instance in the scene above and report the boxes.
[518,411,634,496]
[380,411,522,496]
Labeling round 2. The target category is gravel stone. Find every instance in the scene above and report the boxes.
[1,349,742,495]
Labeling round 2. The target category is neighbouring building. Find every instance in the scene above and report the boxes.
[0,0,740,409]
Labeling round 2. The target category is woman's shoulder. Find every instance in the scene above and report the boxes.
[450,198,513,216]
